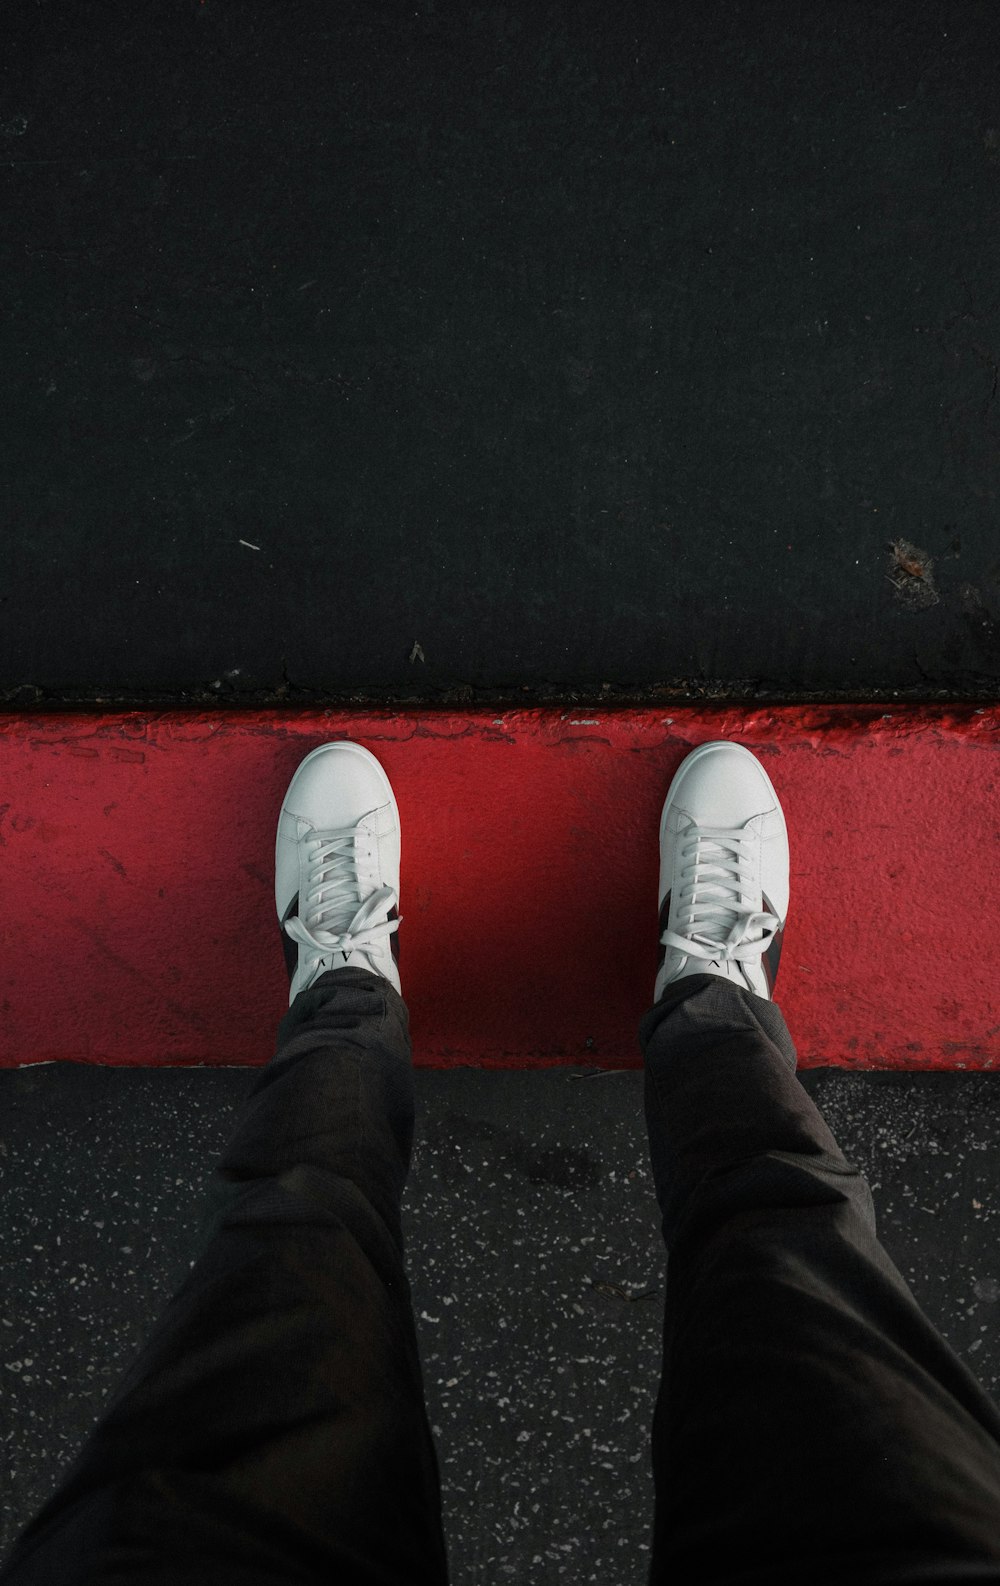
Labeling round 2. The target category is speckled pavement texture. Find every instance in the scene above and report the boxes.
[4,1063,1000,1582]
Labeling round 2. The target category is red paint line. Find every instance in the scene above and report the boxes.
[1,705,998,1071]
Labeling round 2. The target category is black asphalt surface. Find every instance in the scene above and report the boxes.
[3,2,1000,707]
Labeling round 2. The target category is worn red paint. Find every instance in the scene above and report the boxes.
[1,705,998,1071]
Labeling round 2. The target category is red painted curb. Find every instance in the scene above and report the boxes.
[1,706,997,1071]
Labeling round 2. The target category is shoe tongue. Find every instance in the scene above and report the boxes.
[694,951,746,981]
[323,947,373,972]
[700,957,765,998]
[702,958,736,978]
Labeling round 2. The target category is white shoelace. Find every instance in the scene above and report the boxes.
[283,826,400,972]
[284,819,776,977]
[660,821,780,964]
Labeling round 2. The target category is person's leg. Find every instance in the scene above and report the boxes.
[1,967,449,1586]
[640,972,1000,1586]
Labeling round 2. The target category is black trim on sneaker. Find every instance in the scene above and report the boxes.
[760,890,783,997]
[280,894,299,982]
[656,892,671,971]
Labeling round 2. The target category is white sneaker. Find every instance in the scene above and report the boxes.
[275,742,402,1005]
[654,740,789,1003]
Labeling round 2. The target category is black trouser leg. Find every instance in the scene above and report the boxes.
[1,967,449,1586]
[639,972,1000,1586]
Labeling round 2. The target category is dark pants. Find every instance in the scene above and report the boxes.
[6,969,1000,1585]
